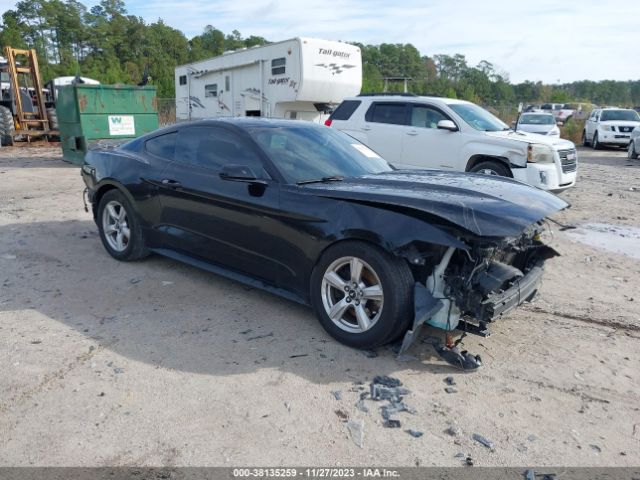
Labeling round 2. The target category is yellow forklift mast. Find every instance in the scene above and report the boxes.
[1,46,56,145]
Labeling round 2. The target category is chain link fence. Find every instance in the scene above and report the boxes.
[157,98,177,126]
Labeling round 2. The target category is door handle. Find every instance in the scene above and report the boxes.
[362,126,372,131]
[161,179,182,188]
[406,130,418,136]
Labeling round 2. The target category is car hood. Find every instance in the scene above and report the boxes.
[485,130,574,149]
[599,120,640,127]
[517,124,556,133]
[301,170,569,237]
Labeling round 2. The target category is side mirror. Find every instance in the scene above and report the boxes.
[219,164,266,184]
[437,120,458,132]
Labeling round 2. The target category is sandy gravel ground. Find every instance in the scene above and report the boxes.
[0,145,638,467]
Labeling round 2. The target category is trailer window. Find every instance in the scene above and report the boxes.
[272,58,286,75]
[179,75,187,86]
[225,76,230,92]
[205,84,218,98]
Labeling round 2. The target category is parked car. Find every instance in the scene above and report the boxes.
[583,108,640,149]
[628,126,640,159]
[81,119,567,361]
[326,94,577,192]
[540,103,575,123]
[515,112,560,137]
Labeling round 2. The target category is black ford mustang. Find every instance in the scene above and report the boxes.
[82,118,567,364]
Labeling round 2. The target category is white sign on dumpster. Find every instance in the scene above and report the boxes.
[108,115,135,136]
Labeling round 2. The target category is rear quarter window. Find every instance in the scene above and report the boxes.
[366,103,407,125]
[145,132,177,161]
[330,100,361,121]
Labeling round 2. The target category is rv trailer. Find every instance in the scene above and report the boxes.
[174,37,362,123]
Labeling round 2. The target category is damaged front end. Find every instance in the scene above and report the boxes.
[399,222,558,368]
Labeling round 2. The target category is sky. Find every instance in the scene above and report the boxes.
[1,0,639,84]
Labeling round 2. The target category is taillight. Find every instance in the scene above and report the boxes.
[324,119,332,127]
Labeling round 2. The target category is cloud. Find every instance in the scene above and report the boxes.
[2,0,639,82]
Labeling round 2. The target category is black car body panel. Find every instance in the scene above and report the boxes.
[82,118,567,346]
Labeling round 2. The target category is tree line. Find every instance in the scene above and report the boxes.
[2,0,639,106]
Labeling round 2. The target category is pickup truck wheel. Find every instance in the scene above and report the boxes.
[629,141,638,160]
[592,132,601,150]
[469,160,511,177]
[310,241,414,349]
[582,130,590,147]
[97,189,149,261]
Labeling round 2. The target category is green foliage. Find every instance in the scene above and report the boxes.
[1,0,639,105]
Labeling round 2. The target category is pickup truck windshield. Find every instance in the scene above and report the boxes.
[448,103,509,132]
[600,110,640,122]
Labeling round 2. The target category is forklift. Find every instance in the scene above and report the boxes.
[0,46,57,145]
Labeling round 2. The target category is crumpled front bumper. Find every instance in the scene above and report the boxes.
[477,259,544,322]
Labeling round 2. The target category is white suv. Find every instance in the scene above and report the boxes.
[583,108,640,149]
[326,94,577,192]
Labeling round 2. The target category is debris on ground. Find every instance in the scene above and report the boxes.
[334,409,348,421]
[372,375,402,388]
[472,433,494,450]
[444,376,456,386]
[346,419,364,448]
[129,277,142,284]
[355,399,369,413]
[445,387,458,394]
[362,350,378,358]
[589,444,602,453]
[454,452,465,459]
[363,375,416,430]
[444,421,461,437]
[383,419,401,428]
[246,332,274,341]
[331,390,342,401]
[284,402,291,412]
[289,354,308,358]
[465,456,474,466]
[405,429,423,438]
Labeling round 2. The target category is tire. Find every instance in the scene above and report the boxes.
[97,189,149,261]
[469,160,511,177]
[310,241,414,349]
[629,141,638,160]
[46,107,58,130]
[592,132,601,150]
[582,130,590,147]
[0,105,15,146]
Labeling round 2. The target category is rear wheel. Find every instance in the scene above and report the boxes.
[310,241,414,349]
[469,160,511,177]
[97,189,149,261]
[0,105,15,146]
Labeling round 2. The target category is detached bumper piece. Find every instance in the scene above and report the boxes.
[480,261,543,321]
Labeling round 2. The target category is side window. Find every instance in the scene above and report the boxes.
[225,76,230,92]
[205,84,217,98]
[145,132,177,161]
[176,127,267,177]
[331,100,361,121]
[410,105,448,129]
[179,75,187,86]
[271,58,286,75]
[368,103,407,125]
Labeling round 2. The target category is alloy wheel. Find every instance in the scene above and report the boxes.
[320,256,384,334]
[102,200,130,252]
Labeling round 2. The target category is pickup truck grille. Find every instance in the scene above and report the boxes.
[558,148,577,173]
[618,126,634,133]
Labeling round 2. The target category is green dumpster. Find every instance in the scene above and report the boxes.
[56,84,159,165]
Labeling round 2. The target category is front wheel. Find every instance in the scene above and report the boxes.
[310,241,414,349]
[97,189,149,261]
[582,130,590,147]
[592,132,601,150]
[629,141,638,160]
[469,160,511,177]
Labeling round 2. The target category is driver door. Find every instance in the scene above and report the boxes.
[156,125,283,284]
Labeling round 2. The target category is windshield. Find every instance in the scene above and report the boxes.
[600,109,640,122]
[248,125,393,184]
[448,103,509,132]
[519,114,555,125]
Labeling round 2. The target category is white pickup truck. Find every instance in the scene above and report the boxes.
[326,94,577,192]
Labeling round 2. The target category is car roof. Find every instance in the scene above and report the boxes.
[344,95,472,106]
[521,112,554,116]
